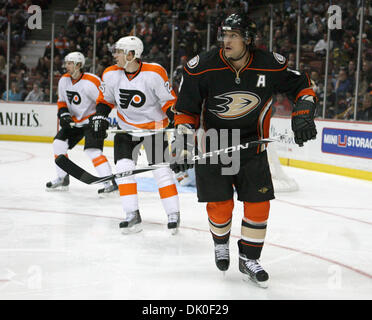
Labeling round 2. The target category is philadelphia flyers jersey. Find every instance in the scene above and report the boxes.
[57,72,101,126]
[175,47,316,140]
[97,61,177,135]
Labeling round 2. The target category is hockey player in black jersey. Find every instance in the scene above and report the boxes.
[170,12,317,288]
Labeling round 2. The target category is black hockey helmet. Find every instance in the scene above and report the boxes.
[218,12,257,46]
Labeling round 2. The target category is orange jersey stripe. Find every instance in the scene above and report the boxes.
[96,90,115,109]
[92,155,108,167]
[174,113,198,126]
[102,65,124,78]
[82,74,101,89]
[118,183,137,196]
[57,101,67,109]
[161,99,177,113]
[71,112,95,123]
[117,112,169,130]
[295,87,317,102]
[158,184,178,199]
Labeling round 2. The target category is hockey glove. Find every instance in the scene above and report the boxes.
[291,98,317,147]
[170,124,195,174]
[59,112,74,129]
[89,114,110,139]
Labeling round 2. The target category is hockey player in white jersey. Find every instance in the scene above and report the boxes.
[90,36,180,234]
[46,51,117,196]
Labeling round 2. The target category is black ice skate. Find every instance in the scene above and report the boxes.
[214,242,230,272]
[46,175,70,191]
[119,210,142,234]
[167,212,180,235]
[98,179,118,197]
[239,253,269,288]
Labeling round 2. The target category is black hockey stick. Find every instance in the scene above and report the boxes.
[55,135,286,185]
[55,155,167,185]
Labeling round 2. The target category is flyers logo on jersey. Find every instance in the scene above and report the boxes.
[119,89,146,109]
[66,91,82,105]
[211,91,261,119]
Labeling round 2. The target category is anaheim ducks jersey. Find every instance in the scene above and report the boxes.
[97,61,177,135]
[57,72,101,126]
[175,47,316,141]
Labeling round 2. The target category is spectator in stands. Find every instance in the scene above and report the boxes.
[53,55,64,76]
[146,44,166,67]
[35,56,49,78]
[105,0,119,13]
[314,33,333,56]
[10,54,27,78]
[272,93,292,116]
[2,81,22,101]
[24,82,44,102]
[334,69,353,101]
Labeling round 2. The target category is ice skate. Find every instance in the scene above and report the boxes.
[119,210,142,234]
[239,254,269,288]
[167,212,180,235]
[214,242,230,273]
[98,179,118,197]
[46,175,70,191]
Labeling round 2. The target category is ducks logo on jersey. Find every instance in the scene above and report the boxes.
[210,91,261,119]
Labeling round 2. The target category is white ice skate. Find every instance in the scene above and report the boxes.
[167,212,180,235]
[45,175,70,191]
[119,210,142,234]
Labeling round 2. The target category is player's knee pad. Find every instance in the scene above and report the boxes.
[243,201,270,223]
[53,139,69,156]
[207,199,234,225]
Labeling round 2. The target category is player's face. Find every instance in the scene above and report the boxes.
[223,30,246,60]
[65,61,78,75]
[113,49,135,68]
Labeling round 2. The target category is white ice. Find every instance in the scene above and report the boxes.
[0,140,371,300]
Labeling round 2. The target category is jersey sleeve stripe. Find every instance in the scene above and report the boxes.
[295,88,317,102]
[141,63,169,82]
[102,65,124,78]
[82,74,101,89]
[57,101,67,109]
[174,113,198,126]
[161,99,177,113]
[96,90,115,109]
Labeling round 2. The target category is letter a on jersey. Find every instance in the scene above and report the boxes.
[256,75,266,87]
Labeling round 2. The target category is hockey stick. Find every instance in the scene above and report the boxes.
[107,128,175,134]
[55,155,168,185]
[55,135,286,185]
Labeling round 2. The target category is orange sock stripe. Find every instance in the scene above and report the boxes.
[207,199,234,225]
[243,201,270,223]
[118,183,137,196]
[92,155,108,167]
[158,184,178,199]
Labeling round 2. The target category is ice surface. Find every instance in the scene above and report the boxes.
[0,141,371,299]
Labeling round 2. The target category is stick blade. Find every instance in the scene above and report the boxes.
[55,155,100,184]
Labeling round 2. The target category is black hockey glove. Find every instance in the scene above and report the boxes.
[170,124,195,174]
[89,114,109,139]
[291,98,317,147]
[59,112,74,129]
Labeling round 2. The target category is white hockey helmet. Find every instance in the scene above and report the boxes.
[64,51,85,68]
[113,36,144,59]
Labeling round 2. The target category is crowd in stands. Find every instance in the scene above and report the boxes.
[0,0,371,121]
